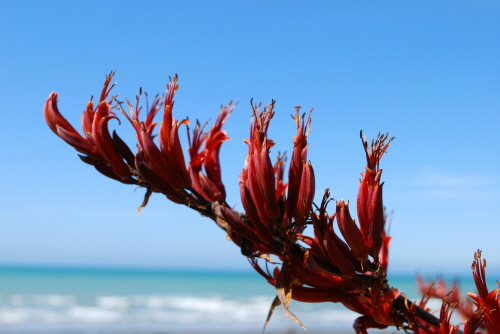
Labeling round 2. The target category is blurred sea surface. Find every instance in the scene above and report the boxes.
[0,265,481,334]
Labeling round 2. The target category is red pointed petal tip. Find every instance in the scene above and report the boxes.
[186,103,232,203]
[203,102,234,201]
[257,144,280,219]
[198,171,223,203]
[378,231,391,272]
[44,93,82,138]
[273,152,288,200]
[285,245,343,289]
[294,161,315,225]
[169,121,192,189]
[122,77,189,192]
[81,100,95,143]
[158,75,191,190]
[92,101,132,180]
[138,129,185,191]
[367,182,384,257]
[239,175,274,243]
[472,250,489,301]
[286,107,312,218]
[438,295,461,334]
[360,131,394,174]
[187,121,211,200]
[324,217,357,279]
[244,154,273,226]
[160,74,178,146]
[55,125,99,159]
[470,250,500,333]
[44,93,101,159]
[310,190,331,249]
[44,93,61,134]
[99,70,118,104]
[204,143,227,201]
[291,106,312,150]
[357,131,393,260]
[310,191,357,279]
[243,100,280,222]
[45,71,123,161]
[336,200,369,263]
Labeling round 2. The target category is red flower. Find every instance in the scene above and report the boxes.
[469,250,500,334]
[44,71,135,184]
[120,75,192,194]
[336,199,369,263]
[158,75,191,190]
[187,103,233,203]
[243,100,280,220]
[357,132,394,260]
[239,101,281,242]
[286,107,312,223]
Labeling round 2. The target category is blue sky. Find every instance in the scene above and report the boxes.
[1,1,499,275]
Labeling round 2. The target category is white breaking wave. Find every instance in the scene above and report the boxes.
[0,293,360,332]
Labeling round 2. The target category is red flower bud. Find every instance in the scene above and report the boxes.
[357,132,393,260]
[44,72,136,184]
[286,245,347,288]
[241,101,281,224]
[286,108,312,219]
[92,101,132,181]
[273,152,288,201]
[239,177,273,243]
[158,75,191,190]
[203,103,233,201]
[336,200,369,263]
[44,93,99,160]
[257,143,280,219]
[469,251,500,332]
[198,171,224,203]
[378,231,391,272]
[294,161,315,225]
[219,205,261,244]
[135,127,185,191]
[135,151,177,198]
[323,221,357,279]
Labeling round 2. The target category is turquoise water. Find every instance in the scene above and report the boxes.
[0,265,486,333]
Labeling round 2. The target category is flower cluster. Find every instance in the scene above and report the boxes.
[45,73,498,334]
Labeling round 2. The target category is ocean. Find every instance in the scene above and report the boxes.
[0,265,481,334]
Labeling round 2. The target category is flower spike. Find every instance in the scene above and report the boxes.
[241,100,280,226]
[468,250,500,333]
[50,72,489,334]
[158,75,192,190]
[286,107,312,221]
[44,71,135,183]
[357,131,394,260]
[336,200,369,263]
[187,103,233,203]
